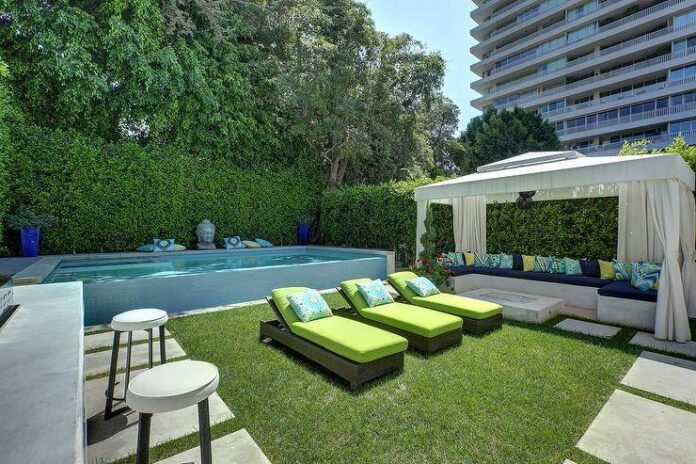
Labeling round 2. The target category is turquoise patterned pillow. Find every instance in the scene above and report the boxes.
[356,279,394,307]
[631,262,662,291]
[137,244,155,252]
[255,238,273,247]
[445,252,458,267]
[287,290,333,323]
[499,254,513,270]
[613,260,637,281]
[406,277,440,297]
[474,253,490,268]
[224,236,245,249]
[153,238,175,252]
[550,257,566,274]
[488,254,501,268]
[533,256,552,273]
[565,258,582,276]
[454,252,465,266]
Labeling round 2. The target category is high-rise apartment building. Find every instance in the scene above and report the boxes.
[470,0,696,155]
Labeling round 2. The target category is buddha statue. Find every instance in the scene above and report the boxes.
[196,219,217,250]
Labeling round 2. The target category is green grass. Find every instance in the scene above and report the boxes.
[115,295,695,464]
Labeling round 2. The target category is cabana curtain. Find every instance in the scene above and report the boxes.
[452,196,487,254]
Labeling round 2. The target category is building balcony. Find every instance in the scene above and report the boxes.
[471,0,575,41]
[557,101,696,141]
[576,128,696,155]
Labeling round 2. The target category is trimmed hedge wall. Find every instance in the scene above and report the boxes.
[5,127,323,254]
[320,180,618,265]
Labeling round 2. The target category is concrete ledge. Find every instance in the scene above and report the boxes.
[597,295,655,331]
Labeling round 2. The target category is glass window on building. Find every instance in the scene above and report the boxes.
[673,35,696,53]
[567,0,598,21]
[539,99,566,113]
[567,22,597,44]
[539,57,566,74]
[670,64,696,80]
[674,9,696,28]
[669,118,696,134]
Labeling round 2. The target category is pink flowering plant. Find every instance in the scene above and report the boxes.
[410,253,452,288]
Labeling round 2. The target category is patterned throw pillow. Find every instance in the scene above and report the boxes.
[445,252,458,267]
[474,253,490,268]
[287,289,333,323]
[406,277,441,297]
[464,252,475,266]
[499,254,514,270]
[613,260,637,281]
[137,244,155,252]
[488,254,502,268]
[565,258,582,276]
[153,238,175,252]
[243,240,263,248]
[522,255,535,272]
[550,257,566,274]
[631,261,662,291]
[454,252,465,266]
[598,260,615,280]
[173,244,187,251]
[255,238,273,247]
[223,236,245,249]
[534,256,552,273]
[356,279,394,307]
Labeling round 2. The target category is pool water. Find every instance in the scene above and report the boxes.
[45,250,374,284]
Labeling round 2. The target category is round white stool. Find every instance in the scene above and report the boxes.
[104,308,169,420]
[126,360,219,464]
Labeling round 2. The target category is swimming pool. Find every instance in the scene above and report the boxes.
[18,246,393,326]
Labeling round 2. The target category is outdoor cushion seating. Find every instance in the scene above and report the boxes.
[447,266,611,288]
[339,278,463,353]
[387,271,503,334]
[597,281,658,303]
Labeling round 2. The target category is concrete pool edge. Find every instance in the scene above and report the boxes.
[12,246,396,286]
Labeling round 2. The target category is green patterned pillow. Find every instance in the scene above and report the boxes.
[488,254,501,268]
[499,254,514,270]
[445,252,457,267]
[565,258,582,276]
[474,253,490,268]
[550,257,566,274]
[613,260,637,281]
[631,261,662,291]
[534,256,553,273]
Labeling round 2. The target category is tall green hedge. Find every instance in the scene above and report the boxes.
[320,180,618,265]
[5,127,323,254]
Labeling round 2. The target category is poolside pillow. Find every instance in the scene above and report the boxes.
[598,260,615,280]
[287,289,333,323]
[488,254,501,268]
[550,257,566,274]
[565,258,582,276]
[356,279,394,307]
[406,277,440,297]
[534,256,553,273]
[522,255,535,272]
[464,252,475,266]
[242,240,262,248]
[173,244,187,251]
[613,260,636,281]
[474,253,490,268]
[499,254,514,270]
[137,244,155,252]
[631,261,662,291]
[255,238,273,248]
[223,236,245,249]
[580,259,600,278]
[153,239,175,252]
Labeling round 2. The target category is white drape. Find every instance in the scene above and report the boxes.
[452,196,487,254]
[617,182,661,262]
[679,186,696,318]
[647,180,691,342]
[415,199,430,258]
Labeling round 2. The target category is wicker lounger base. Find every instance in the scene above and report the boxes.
[259,319,404,390]
[461,313,502,335]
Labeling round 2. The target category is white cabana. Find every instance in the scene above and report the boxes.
[414,152,696,342]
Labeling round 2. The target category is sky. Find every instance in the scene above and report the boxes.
[362,0,481,131]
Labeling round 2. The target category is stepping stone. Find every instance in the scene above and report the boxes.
[555,318,620,338]
[577,389,696,464]
[562,460,578,464]
[84,328,170,351]
[155,429,271,464]
[621,351,696,406]
[85,372,234,463]
[629,332,696,358]
[85,338,186,377]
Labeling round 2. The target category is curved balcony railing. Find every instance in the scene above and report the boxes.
[489,0,566,39]
[490,45,696,109]
[576,129,696,155]
[556,101,696,137]
[541,75,696,118]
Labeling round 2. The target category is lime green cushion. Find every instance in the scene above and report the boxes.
[386,271,420,302]
[598,260,615,280]
[410,293,502,320]
[271,287,312,326]
[360,302,461,337]
[290,317,407,363]
[340,278,374,311]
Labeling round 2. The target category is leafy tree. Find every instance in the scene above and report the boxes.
[457,107,562,173]
[619,133,696,174]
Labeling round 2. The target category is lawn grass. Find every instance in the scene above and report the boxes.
[116,294,693,464]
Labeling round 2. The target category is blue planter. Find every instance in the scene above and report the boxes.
[298,224,310,245]
[20,227,40,257]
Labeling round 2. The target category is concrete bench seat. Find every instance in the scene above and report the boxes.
[448,265,610,288]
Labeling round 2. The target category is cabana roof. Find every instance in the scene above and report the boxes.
[415,153,695,202]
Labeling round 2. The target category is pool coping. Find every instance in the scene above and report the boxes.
[11,246,395,286]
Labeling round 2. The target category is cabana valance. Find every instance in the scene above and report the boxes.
[414,152,696,342]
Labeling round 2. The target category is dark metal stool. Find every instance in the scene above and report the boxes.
[104,308,169,420]
[126,360,220,464]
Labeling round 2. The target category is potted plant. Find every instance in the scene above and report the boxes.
[7,207,55,257]
[298,213,314,246]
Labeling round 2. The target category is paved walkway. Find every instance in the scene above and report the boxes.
[0,257,39,278]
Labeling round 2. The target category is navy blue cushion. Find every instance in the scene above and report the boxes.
[598,281,657,302]
[580,259,600,278]
[512,254,523,271]
[448,266,611,288]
